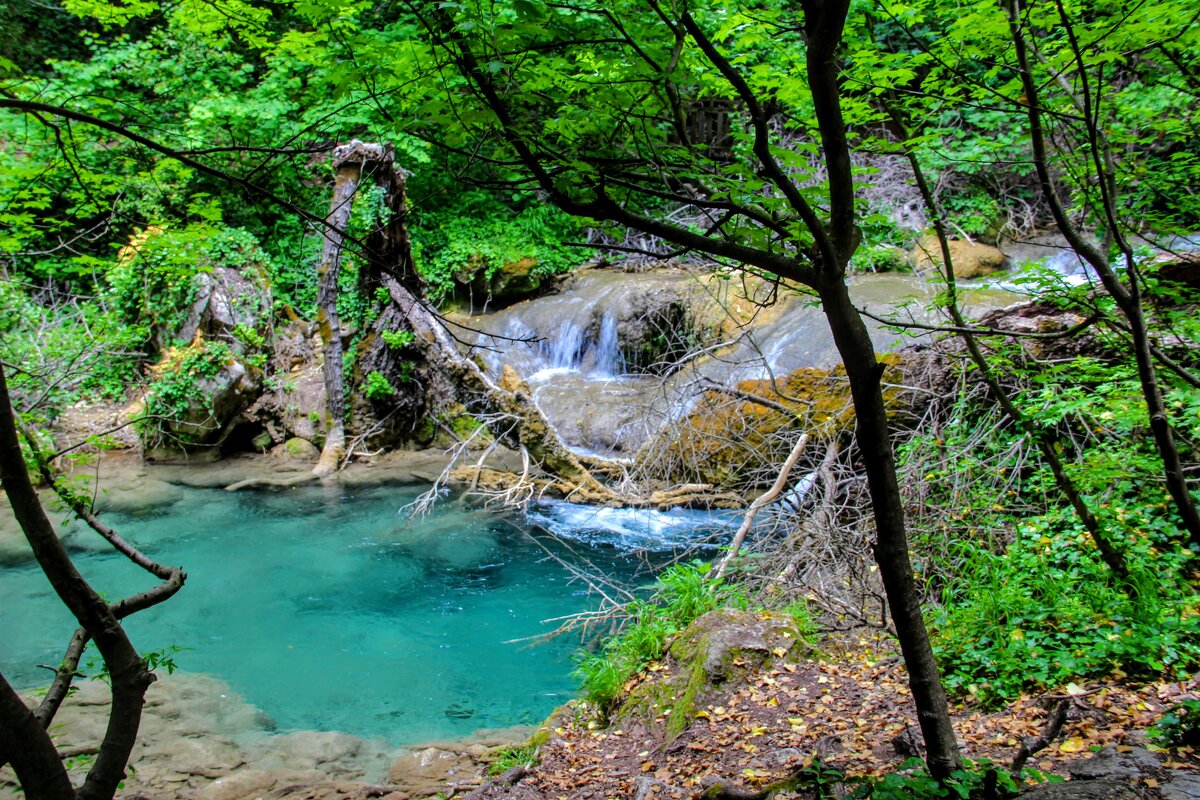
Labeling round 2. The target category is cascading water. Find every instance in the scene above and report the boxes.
[542,319,586,371]
[593,311,624,377]
[996,231,1200,289]
[456,267,1010,457]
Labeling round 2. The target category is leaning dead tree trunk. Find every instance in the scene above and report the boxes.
[314,140,389,478]
[384,276,625,504]
[714,433,810,580]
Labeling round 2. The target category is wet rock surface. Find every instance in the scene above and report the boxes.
[913,235,1009,279]
[0,674,531,800]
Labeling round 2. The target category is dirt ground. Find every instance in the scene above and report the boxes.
[463,629,1199,800]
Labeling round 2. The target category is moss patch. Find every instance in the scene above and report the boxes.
[615,608,813,743]
[660,356,904,486]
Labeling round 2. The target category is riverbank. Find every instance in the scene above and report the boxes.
[0,445,528,565]
[2,672,532,800]
[8,617,1195,800]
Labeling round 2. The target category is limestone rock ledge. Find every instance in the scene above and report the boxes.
[0,673,528,800]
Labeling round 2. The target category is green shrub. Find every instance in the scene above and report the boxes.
[363,370,395,401]
[846,757,1051,799]
[487,743,539,775]
[381,329,415,350]
[107,224,273,345]
[0,281,144,406]
[141,339,232,441]
[902,342,1200,705]
[1149,698,1200,748]
[574,561,740,714]
[410,189,585,304]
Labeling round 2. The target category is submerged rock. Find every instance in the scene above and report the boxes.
[1,674,400,800]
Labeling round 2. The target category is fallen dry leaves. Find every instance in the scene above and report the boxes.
[468,625,1199,800]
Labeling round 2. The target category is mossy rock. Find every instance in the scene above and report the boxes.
[616,608,812,742]
[525,702,578,750]
[283,437,319,461]
[660,357,905,486]
[912,236,1008,279]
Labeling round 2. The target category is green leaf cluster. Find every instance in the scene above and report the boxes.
[574,561,742,716]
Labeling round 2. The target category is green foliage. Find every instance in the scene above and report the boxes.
[83,644,186,683]
[0,279,144,408]
[1149,698,1200,748]
[362,370,396,402]
[574,562,741,714]
[850,244,912,274]
[410,190,585,304]
[487,743,539,775]
[931,522,1200,704]
[141,645,184,675]
[781,598,818,641]
[106,224,272,346]
[381,329,415,350]
[847,757,1049,800]
[901,332,1200,705]
[231,323,266,350]
[141,338,232,438]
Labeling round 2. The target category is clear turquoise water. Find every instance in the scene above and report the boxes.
[0,483,730,744]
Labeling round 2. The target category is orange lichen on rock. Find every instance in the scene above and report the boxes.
[658,355,905,487]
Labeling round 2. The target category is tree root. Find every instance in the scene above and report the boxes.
[1010,698,1070,776]
[699,765,806,799]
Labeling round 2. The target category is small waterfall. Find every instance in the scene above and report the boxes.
[542,320,586,370]
[592,312,624,377]
[1044,249,1092,285]
[460,268,952,457]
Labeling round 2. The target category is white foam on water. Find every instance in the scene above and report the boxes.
[526,500,736,551]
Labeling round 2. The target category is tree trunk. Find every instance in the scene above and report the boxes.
[0,672,74,800]
[384,277,623,503]
[802,0,962,776]
[816,274,962,779]
[314,140,388,478]
[1004,1,1200,550]
[0,363,156,800]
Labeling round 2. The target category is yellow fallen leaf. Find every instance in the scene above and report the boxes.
[1059,737,1086,753]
